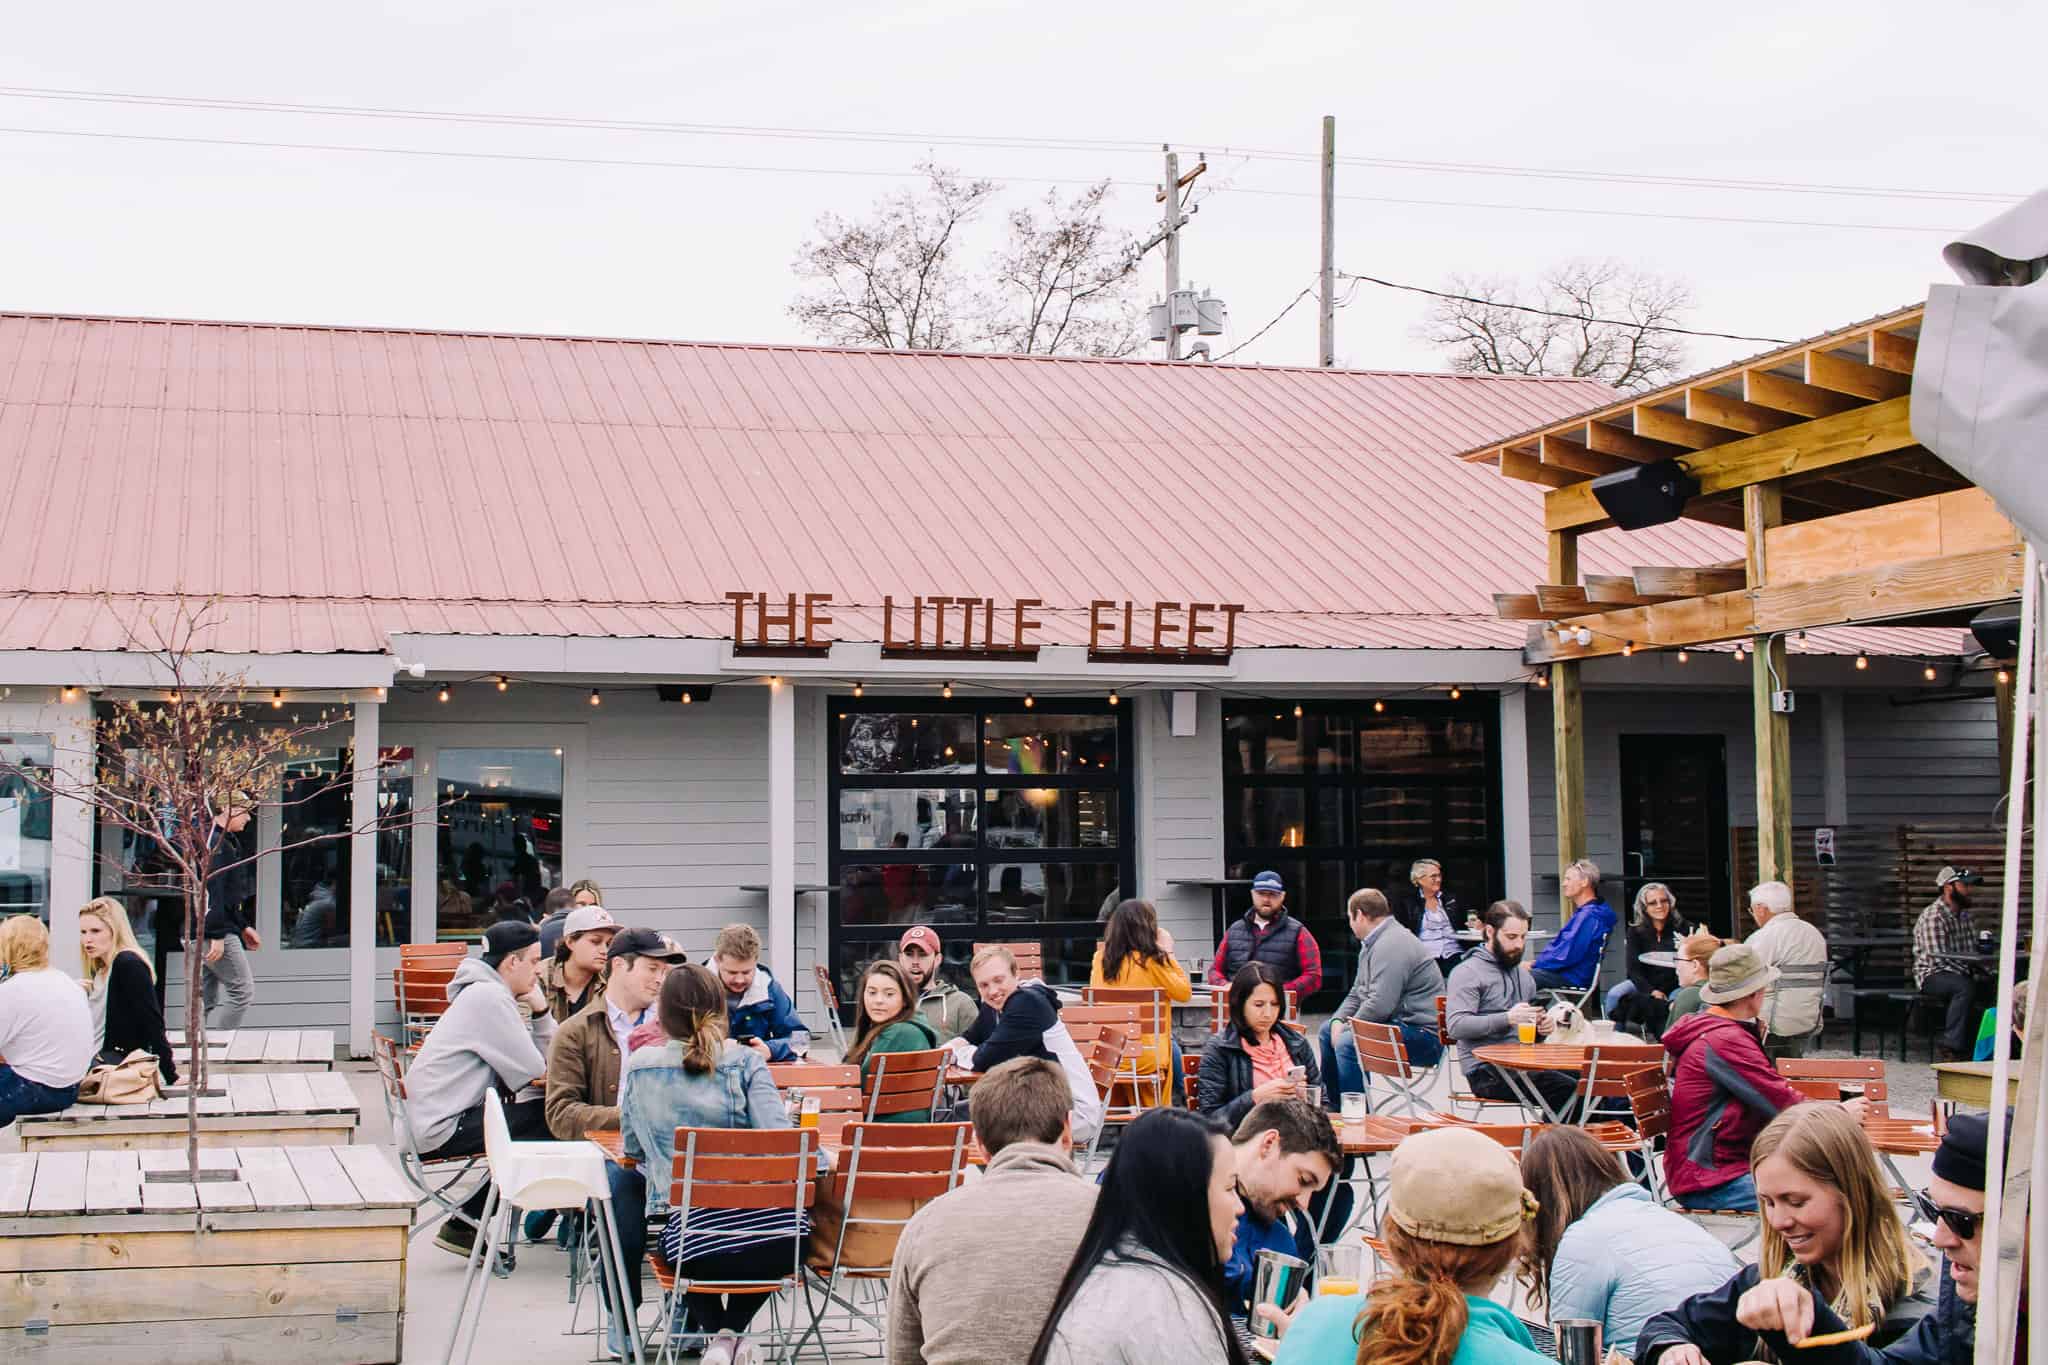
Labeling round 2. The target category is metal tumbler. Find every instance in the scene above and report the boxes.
[1250,1249,1310,1338]
[1556,1318,1604,1365]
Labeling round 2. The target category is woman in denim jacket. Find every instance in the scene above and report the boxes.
[621,964,805,1365]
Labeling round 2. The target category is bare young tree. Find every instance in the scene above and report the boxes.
[0,599,424,1180]
[1415,259,1695,391]
[790,163,1145,357]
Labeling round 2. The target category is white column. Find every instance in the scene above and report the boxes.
[767,679,796,988]
[348,700,379,1057]
[255,775,283,947]
[1498,688,1534,908]
[411,749,437,946]
[1820,690,1848,827]
[46,696,94,977]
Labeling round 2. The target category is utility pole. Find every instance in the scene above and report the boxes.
[1139,146,1217,359]
[1162,147,1183,359]
[1318,115,1336,367]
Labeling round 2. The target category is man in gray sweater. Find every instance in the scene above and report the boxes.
[887,1056,1097,1365]
[1319,888,1446,1103]
[1445,900,1578,1114]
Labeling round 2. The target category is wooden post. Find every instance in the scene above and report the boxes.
[1549,531,1587,903]
[1746,484,1793,884]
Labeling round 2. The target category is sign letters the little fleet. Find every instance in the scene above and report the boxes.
[723,591,1242,662]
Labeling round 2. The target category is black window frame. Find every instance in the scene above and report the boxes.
[827,695,1136,1002]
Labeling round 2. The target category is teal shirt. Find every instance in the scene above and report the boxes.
[1275,1291,1552,1365]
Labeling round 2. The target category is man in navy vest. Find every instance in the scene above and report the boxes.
[1208,870,1323,1001]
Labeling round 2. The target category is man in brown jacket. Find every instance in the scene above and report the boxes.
[543,926,684,1354]
[886,1056,1098,1365]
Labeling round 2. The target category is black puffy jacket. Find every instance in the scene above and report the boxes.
[1196,1022,1318,1130]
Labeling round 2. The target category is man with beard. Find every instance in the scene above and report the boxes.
[1219,1099,1342,1315]
[898,925,979,1042]
[1208,870,1323,1000]
[1445,899,1579,1113]
[1914,866,1988,1060]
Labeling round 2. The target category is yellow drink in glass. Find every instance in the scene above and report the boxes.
[1318,1277,1360,1297]
[1516,1021,1538,1045]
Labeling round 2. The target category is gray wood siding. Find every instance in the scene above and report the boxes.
[1139,690,1229,962]
[1842,694,2002,824]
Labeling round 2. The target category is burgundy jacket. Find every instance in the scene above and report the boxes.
[1662,1010,1808,1198]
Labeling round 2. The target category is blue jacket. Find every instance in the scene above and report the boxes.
[1748,1263,1973,1365]
[725,966,807,1062]
[1549,1182,1740,1351]
[1279,1291,1551,1365]
[1222,1206,1314,1314]
[618,1036,793,1215]
[1533,899,1616,987]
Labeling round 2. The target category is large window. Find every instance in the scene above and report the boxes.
[0,733,54,922]
[829,698,1133,1002]
[280,747,412,949]
[436,747,563,941]
[1223,700,1502,1008]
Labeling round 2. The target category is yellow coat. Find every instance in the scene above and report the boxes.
[1088,948,1193,1104]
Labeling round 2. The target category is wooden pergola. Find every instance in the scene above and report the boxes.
[1458,302,2025,890]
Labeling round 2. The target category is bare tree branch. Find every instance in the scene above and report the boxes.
[1413,258,1694,391]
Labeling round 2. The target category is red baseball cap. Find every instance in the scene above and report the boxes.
[899,925,942,954]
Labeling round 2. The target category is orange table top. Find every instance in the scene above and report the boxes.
[1472,1043,1595,1070]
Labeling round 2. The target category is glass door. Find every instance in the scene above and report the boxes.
[1619,734,1732,936]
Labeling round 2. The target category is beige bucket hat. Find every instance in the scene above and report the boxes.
[1386,1126,1538,1247]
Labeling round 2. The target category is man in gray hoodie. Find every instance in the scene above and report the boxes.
[1319,888,1446,1103]
[887,1056,1097,1365]
[1445,900,1578,1114]
[406,920,551,1256]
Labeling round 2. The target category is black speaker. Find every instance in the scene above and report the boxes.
[1970,603,2021,660]
[1589,458,1701,530]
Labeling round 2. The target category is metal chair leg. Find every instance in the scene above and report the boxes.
[590,1195,646,1365]
[444,1183,502,1365]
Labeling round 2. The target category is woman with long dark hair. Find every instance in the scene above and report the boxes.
[842,959,938,1122]
[1518,1126,1736,1351]
[1090,898,1192,1106]
[1197,962,1318,1128]
[1274,1126,1549,1365]
[1028,1107,1247,1365]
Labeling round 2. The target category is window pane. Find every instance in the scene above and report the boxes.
[0,734,55,922]
[984,789,1118,850]
[1359,786,1435,848]
[1233,788,1305,848]
[839,714,975,775]
[838,862,976,927]
[1224,711,1351,776]
[281,754,348,948]
[373,751,414,949]
[983,713,1117,775]
[985,861,1121,923]
[438,747,562,941]
[838,788,978,851]
[1359,715,1488,777]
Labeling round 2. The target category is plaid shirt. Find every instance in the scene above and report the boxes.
[1913,896,1977,986]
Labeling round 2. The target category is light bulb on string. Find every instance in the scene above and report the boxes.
[1108,690,1119,706]
[1024,693,1035,709]
[1372,699,1386,713]
[1854,655,1869,671]
[853,681,864,698]
[941,681,953,699]
[1292,704,1303,718]
[1449,685,1463,700]
[589,688,603,707]
[272,689,284,708]
[496,675,509,692]
[1676,650,1689,664]
[1923,664,1938,683]
[437,685,451,704]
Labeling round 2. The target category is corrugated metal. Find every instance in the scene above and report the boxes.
[0,312,1954,656]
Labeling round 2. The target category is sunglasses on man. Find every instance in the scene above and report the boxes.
[1912,1188,1983,1241]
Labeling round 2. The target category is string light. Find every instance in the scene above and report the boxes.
[853,680,864,698]
[1108,689,1119,706]
[1733,644,1747,663]
[1293,704,1304,718]
[1024,693,1035,708]
[271,689,284,708]
[1449,685,1463,700]
[1372,699,1386,713]
[941,681,953,699]
[373,686,386,701]
[437,685,451,703]
[1923,664,1938,683]
[1998,668,2013,686]
[681,689,693,704]
[1535,673,1549,690]
[1854,654,1869,671]
[1621,641,1635,657]
[60,685,78,702]
[496,675,509,692]
[1675,650,1689,664]
[168,690,182,702]
[589,688,603,706]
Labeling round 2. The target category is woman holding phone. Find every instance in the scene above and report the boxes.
[1196,963,1318,1129]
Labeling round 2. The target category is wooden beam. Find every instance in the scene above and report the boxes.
[1686,387,1799,436]
[1807,349,1912,401]
[1493,593,1547,620]
[1499,446,1578,489]
[1744,368,1863,418]
[1540,434,1631,477]
[1633,563,1748,596]
[1548,531,1578,588]
[1583,573,1679,606]
[1635,404,1741,450]
[1869,328,1917,374]
[1747,483,1792,884]
[1585,419,1683,463]
[1545,397,1915,532]
[1763,487,2017,585]
[1534,584,1594,614]
[1524,545,2027,663]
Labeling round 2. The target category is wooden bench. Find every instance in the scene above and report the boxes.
[165,1028,337,1072]
[18,1071,361,1151]
[0,1144,412,1362]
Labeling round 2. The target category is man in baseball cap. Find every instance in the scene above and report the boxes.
[541,903,618,1024]
[1917,866,1990,1059]
[1208,870,1323,1000]
[899,925,979,1042]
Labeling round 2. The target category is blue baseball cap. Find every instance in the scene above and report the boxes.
[1251,870,1285,893]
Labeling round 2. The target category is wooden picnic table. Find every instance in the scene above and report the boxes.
[18,1070,361,1151]
[1934,1060,2020,1108]
[165,1027,337,1071]
[0,1143,412,1361]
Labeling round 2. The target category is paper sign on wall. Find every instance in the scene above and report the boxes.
[1815,827,1836,867]
[0,798,19,871]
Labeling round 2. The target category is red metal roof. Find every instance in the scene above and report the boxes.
[0,312,1964,658]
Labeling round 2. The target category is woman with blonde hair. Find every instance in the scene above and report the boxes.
[79,897,178,1083]
[1272,1125,1551,1365]
[0,915,93,1126]
[1638,1103,1933,1364]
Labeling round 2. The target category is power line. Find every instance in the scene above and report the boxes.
[1212,286,1316,361]
[0,82,2022,206]
[0,123,1970,236]
[1338,272,1794,344]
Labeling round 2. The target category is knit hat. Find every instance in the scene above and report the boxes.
[1386,1126,1538,1247]
[1700,942,1780,1004]
[1933,1111,2011,1192]
[481,920,540,967]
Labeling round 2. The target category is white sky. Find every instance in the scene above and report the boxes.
[3,1,2038,374]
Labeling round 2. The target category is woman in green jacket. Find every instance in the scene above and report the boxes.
[844,960,940,1122]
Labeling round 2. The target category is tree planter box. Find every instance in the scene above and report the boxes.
[166,1029,338,1072]
[0,1145,412,1363]
[18,1072,361,1151]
